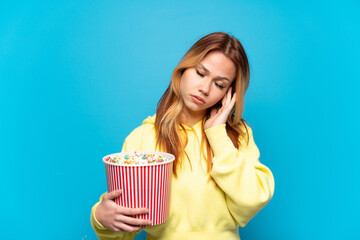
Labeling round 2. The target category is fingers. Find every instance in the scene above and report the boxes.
[226,91,236,112]
[116,214,152,226]
[105,189,122,200]
[112,207,152,232]
[221,92,227,106]
[230,92,237,107]
[119,206,149,216]
[210,107,217,117]
[221,87,231,107]
[113,223,143,233]
[221,87,232,106]
[222,89,236,116]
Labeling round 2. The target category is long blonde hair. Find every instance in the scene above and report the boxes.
[155,32,250,177]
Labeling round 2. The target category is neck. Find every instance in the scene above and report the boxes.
[181,109,206,127]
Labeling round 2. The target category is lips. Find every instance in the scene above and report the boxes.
[191,95,205,104]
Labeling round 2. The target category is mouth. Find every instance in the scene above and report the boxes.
[190,95,205,105]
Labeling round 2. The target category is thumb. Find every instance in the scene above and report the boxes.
[105,189,122,200]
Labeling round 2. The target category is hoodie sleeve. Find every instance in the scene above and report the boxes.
[90,193,141,240]
[89,131,143,239]
[204,123,275,227]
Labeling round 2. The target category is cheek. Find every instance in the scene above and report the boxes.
[209,93,225,106]
[179,75,187,93]
[218,92,227,101]
[180,74,194,92]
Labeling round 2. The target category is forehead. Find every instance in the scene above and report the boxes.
[199,51,236,81]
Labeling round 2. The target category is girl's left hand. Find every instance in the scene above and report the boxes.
[204,87,236,130]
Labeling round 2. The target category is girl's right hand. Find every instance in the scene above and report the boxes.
[95,189,152,232]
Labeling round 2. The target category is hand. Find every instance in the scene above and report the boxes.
[204,87,236,130]
[95,190,152,232]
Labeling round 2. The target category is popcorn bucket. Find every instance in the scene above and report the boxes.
[103,151,175,226]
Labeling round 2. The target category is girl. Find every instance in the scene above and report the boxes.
[90,32,275,240]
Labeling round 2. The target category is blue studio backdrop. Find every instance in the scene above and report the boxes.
[1,1,359,239]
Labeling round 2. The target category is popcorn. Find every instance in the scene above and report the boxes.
[104,151,170,165]
[103,151,175,225]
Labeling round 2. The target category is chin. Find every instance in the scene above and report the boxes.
[188,106,207,115]
[183,98,208,114]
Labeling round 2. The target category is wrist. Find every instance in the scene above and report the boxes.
[91,202,106,230]
[204,123,226,131]
[95,202,105,225]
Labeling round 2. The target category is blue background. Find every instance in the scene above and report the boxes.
[1,1,359,239]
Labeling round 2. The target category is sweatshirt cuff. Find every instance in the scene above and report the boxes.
[204,124,236,157]
[90,202,107,230]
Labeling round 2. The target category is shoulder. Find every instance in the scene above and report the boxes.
[126,114,156,137]
[237,121,254,142]
[125,121,155,141]
[238,121,260,157]
[122,116,156,151]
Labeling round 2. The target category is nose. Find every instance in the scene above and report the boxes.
[199,79,211,96]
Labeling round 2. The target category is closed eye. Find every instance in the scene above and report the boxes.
[196,70,205,77]
[215,82,225,89]
[197,69,225,89]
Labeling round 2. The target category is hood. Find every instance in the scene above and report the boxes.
[142,114,156,125]
[142,114,202,131]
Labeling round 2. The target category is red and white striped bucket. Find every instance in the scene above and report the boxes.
[103,151,175,226]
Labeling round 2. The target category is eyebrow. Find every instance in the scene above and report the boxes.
[197,63,231,82]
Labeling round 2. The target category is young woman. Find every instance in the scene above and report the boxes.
[90,32,275,240]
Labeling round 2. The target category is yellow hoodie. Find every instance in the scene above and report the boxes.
[90,115,275,240]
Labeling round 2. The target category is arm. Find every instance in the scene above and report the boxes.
[204,123,275,227]
[90,193,141,240]
[90,129,149,239]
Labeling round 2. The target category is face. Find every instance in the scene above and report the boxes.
[179,50,236,122]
